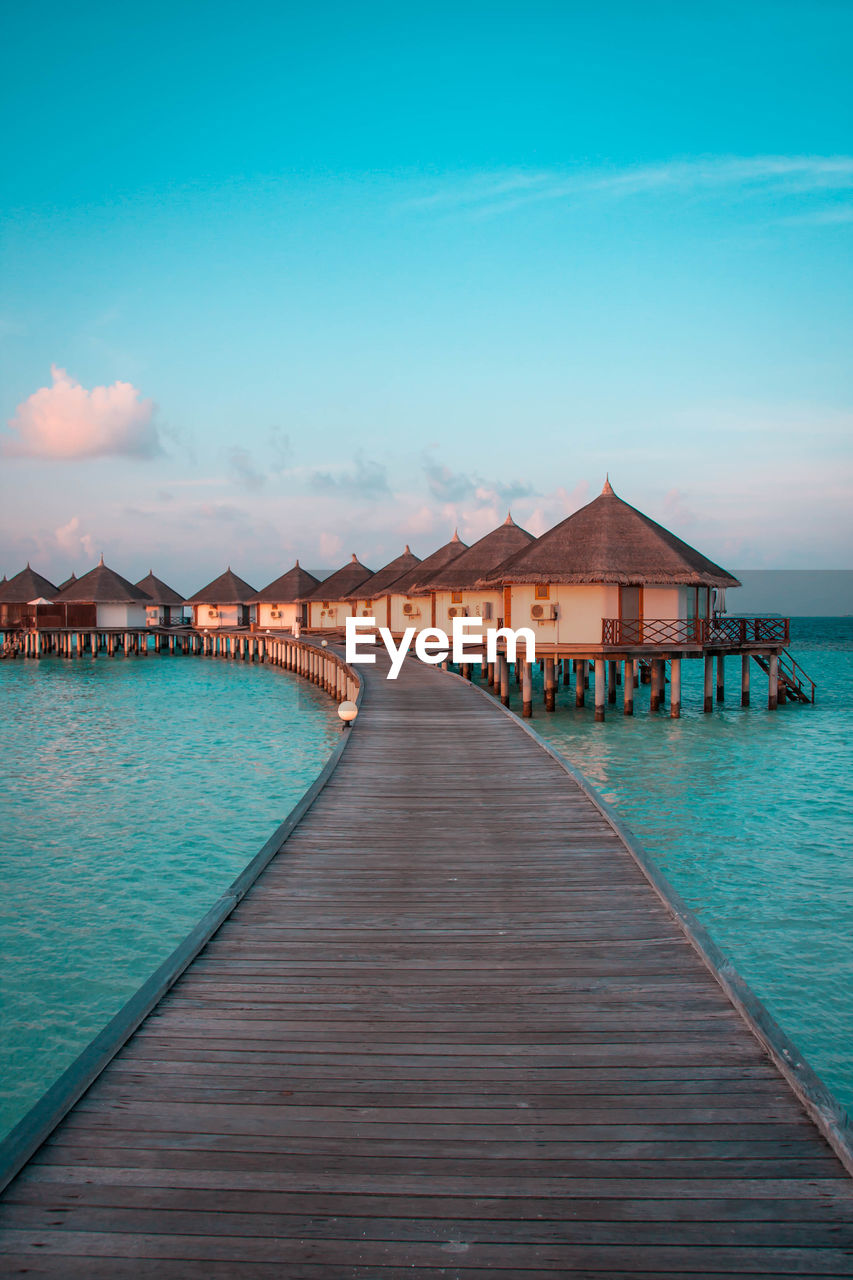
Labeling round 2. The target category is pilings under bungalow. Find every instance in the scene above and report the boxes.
[0,622,812,718]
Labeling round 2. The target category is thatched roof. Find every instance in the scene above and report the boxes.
[135,571,185,607]
[478,481,741,588]
[346,546,421,600]
[55,557,151,604]
[305,554,373,601]
[414,515,535,593]
[0,564,59,603]
[58,572,77,591]
[185,567,257,604]
[251,561,321,603]
[386,531,470,595]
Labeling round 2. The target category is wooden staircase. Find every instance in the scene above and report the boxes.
[753,648,816,703]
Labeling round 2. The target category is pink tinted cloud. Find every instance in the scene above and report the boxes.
[4,365,160,459]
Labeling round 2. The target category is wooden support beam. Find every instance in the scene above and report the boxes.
[670,657,681,718]
[544,656,555,711]
[768,652,779,710]
[623,658,634,716]
[594,657,606,722]
[500,653,510,707]
[607,659,617,704]
[522,659,532,718]
[575,660,585,707]
[704,653,713,712]
[742,654,751,707]
[650,658,662,713]
[716,652,725,702]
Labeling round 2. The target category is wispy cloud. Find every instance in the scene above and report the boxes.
[310,452,390,498]
[227,446,265,491]
[402,155,853,221]
[3,365,160,460]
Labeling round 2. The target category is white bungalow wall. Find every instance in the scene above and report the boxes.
[193,604,251,629]
[388,593,428,633]
[430,589,506,636]
[308,599,356,629]
[256,602,305,630]
[97,603,149,628]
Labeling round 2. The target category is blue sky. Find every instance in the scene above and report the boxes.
[1,2,851,591]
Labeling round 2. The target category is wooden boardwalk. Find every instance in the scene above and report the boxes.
[2,654,852,1277]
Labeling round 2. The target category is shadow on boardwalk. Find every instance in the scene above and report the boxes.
[2,654,853,1277]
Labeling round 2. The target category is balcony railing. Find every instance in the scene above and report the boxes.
[602,617,790,647]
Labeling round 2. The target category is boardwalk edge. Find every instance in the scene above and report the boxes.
[0,658,364,1196]
[455,668,853,1181]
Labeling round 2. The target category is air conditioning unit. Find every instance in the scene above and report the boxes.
[361,609,371,616]
[448,607,466,618]
[402,602,420,616]
[270,610,282,619]
[531,604,558,621]
[208,608,219,618]
[326,608,337,618]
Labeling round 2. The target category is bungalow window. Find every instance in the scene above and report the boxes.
[451,592,463,604]
[534,584,550,600]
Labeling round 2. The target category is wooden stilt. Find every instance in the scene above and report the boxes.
[623,659,634,716]
[704,654,714,712]
[716,653,725,703]
[607,660,617,704]
[741,654,750,707]
[670,657,681,718]
[544,657,555,711]
[500,654,510,706]
[650,659,661,713]
[522,660,532,718]
[768,653,778,709]
[594,658,606,722]
[575,661,585,707]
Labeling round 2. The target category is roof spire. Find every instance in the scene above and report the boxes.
[98,553,104,566]
[503,511,515,526]
[602,475,614,496]
[351,553,358,563]
[295,558,300,567]
[404,544,410,554]
[451,528,460,542]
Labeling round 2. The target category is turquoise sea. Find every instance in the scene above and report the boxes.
[0,619,851,1144]
[510,617,853,1117]
[0,654,338,1141]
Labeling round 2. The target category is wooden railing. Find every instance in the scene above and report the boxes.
[602,617,790,647]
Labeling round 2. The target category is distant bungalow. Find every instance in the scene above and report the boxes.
[479,480,741,646]
[412,515,535,632]
[0,565,60,629]
[306,555,373,631]
[344,546,421,630]
[54,556,151,628]
[186,568,257,630]
[251,561,320,632]
[135,571,186,628]
[385,532,469,634]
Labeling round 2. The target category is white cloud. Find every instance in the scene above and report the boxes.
[3,365,160,460]
[403,155,853,221]
[55,516,95,560]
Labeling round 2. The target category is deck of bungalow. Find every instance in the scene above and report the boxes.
[1,641,850,1276]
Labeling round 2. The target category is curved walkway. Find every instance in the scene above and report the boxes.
[1,654,852,1276]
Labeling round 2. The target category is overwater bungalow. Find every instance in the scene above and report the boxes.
[135,571,186,628]
[412,514,535,632]
[186,568,257,630]
[251,561,320,632]
[53,557,152,629]
[305,554,373,630]
[479,480,740,646]
[344,546,421,630]
[0,565,60,630]
[385,531,470,633]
